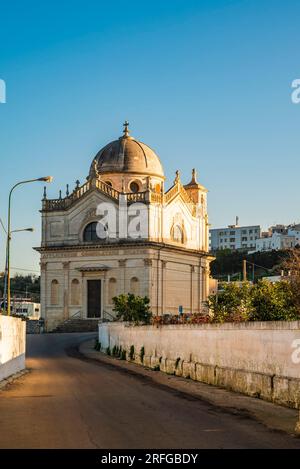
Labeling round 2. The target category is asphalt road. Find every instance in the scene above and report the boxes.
[0,333,300,449]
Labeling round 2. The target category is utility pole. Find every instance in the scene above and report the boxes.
[243,259,247,281]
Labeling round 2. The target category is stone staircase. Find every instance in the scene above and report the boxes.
[51,318,99,333]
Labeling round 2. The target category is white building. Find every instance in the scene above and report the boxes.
[253,222,300,253]
[209,221,260,251]
[254,232,296,252]
[288,224,300,246]
[36,123,213,331]
[12,301,41,319]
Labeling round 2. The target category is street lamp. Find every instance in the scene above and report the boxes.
[4,177,53,316]
[2,228,34,312]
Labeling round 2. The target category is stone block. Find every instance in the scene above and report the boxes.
[175,359,183,377]
[165,359,176,375]
[273,376,300,409]
[143,356,151,368]
[182,361,191,379]
[159,358,167,373]
[215,367,273,400]
[150,356,160,369]
[195,363,215,385]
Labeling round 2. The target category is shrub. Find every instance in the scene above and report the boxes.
[250,279,298,321]
[94,339,101,351]
[106,347,111,356]
[208,281,253,323]
[120,349,126,360]
[129,345,135,360]
[112,293,152,324]
[140,346,145,363]
[209,279,299,322]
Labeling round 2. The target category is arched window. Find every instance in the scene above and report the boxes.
[171,224,184,244]
[71,279,80,306]
[108,278,117,304]
[105,181,112,187]
[83,221,107,242]
[130,277,139,296]
[129,181,140,193]
[51,279,59,305]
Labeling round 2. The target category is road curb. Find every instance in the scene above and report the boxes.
[79,338,300,438]
[0,369,29,390]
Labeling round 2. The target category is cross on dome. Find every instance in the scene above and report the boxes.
[123,120,130,137]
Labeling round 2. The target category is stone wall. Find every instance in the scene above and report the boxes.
[0,315,26,381]
[99,321,300,409]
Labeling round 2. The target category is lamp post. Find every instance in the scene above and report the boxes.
[4,176,53,316]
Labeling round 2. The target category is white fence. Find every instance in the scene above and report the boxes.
[0,315,26,382]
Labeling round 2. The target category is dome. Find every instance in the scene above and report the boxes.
[89,122,164,179]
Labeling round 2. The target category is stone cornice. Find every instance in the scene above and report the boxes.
[34,240,213,259]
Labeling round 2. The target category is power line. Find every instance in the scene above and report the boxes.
[11,267,40,273]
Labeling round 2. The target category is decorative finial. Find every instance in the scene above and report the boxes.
[123,120,130,137]
[66,184,69,197]
[90,159,99,179]
[59,190,62,199]
[43,186,47,200]
[174,170,180,184]
[75,180,80,190]
[191,168,198,184]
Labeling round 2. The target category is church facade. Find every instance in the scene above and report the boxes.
[36,123,213,331]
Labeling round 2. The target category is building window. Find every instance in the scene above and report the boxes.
[71,279,80,306]
[51,279,59,305]
[130,277,139,296]
[108,278,117,304]
[129,181,140,193]
[171,224,184,244]
[242,237,247,241]
[230,238,235,242]
[230,231,235,235]
[83,221,107,242]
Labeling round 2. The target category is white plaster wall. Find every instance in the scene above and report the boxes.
[0,316,26,381]
[99,321,300,379]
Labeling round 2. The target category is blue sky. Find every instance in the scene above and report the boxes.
[0,0,300,274]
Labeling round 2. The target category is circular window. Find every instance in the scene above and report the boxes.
[130,181,140,193]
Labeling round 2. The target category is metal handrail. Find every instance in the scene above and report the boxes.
[101,310,116,322]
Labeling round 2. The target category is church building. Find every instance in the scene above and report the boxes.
[36,123,213,331]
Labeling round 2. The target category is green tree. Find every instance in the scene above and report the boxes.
[208,281,253,322]
[250,279,298,321]
[112,293,152,324]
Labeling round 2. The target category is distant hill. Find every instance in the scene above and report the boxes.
[210,249,290,281]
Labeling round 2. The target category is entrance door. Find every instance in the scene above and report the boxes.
[87,280,101,318]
